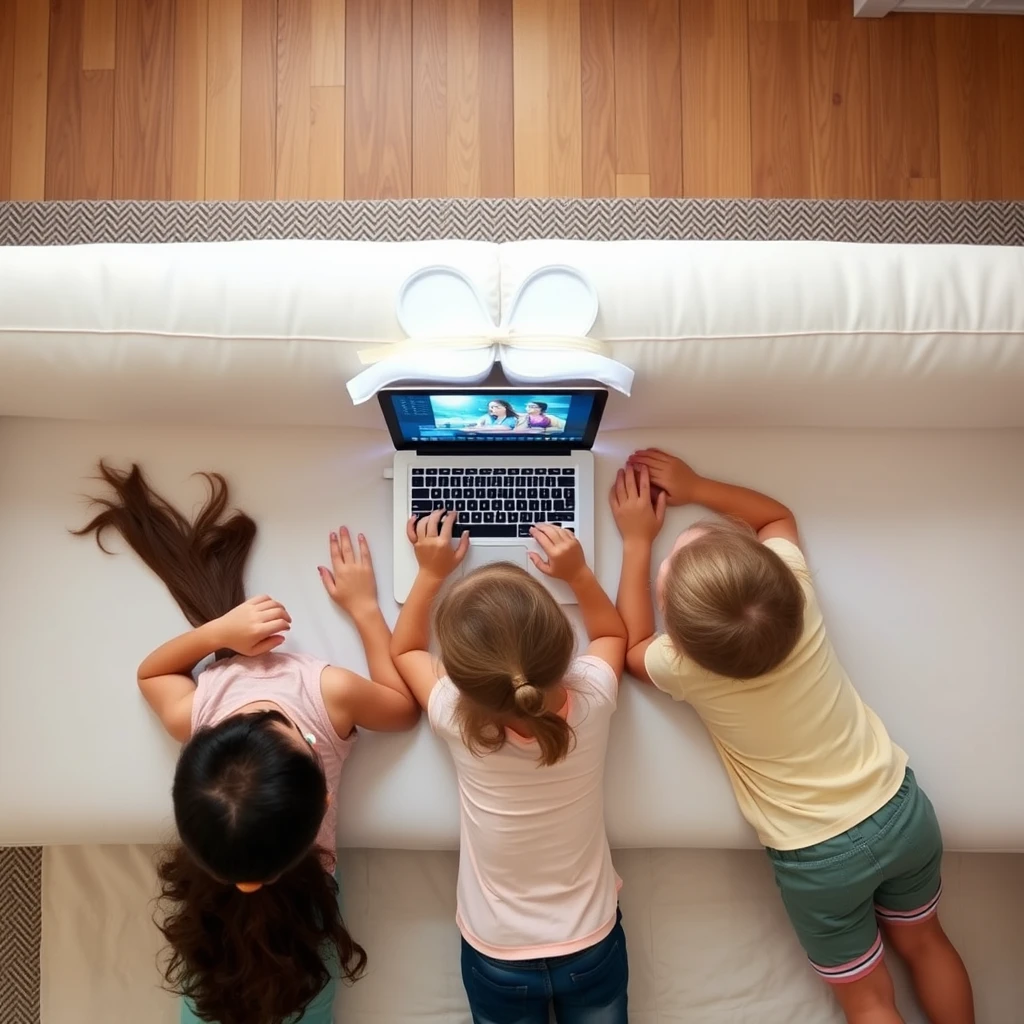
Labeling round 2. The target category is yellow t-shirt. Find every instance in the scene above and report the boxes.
[645,537,908,851]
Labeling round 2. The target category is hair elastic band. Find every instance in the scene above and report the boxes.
[304,732,317,746]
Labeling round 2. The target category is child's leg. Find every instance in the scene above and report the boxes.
[829,962,904,1024]
[873,771,974,1024]
[460,939,550,1024]
[549,909,629,1024]
[880,917,973,1024]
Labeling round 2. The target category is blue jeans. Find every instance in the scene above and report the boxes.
[460,910,629,1024]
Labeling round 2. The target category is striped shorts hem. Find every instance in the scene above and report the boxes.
[875,883,943,926]
[810,933,885,984]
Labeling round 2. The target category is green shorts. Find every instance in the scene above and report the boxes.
[766,767,943,985]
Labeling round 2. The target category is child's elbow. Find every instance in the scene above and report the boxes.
[399,699,422,730]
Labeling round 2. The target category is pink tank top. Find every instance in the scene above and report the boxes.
[191,652,355,869]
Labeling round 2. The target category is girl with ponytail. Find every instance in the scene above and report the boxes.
[74,463,419,1024]
[389,509,631,1024]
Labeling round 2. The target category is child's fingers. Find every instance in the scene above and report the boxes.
[338,527,355,562]
[253,634,287,655]
[317,566,336,595]
[638,464,651,501]
[357,533,373,566]
[262,617,291,635]
[259,602,291,623]
[441,509,457,541]
[407,516,419,544]
[454,529,471,563]
[528,551,553,576]
[655,490,667,523]
[614,468,628,504]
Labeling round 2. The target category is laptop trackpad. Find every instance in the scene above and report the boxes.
[460,543,530,577]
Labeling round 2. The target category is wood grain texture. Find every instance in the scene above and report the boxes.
[312,0,346,85]
[646,0,682,196]
[936,14,1002,201]
[309,85,345,197]
[206,0,243,199]
[171,0,208,200]
[10,0,50,200]
[748,0,811,198]
[616,172,649,197]
[447,0,482,195]
[512,0,549,196]
[412,0,447,195]
[613,0,648,174]
[80,69,114,197]
[45,0,83,200]
[808,0,871,198]
[477,0,513,197]
[115,0,173,198]
[580,0,615,197]
[240,0,277,198]
[547,0,582,196]
[345,0,412,198]
[998,18,1024,200]
[277,0,312,198]
[681,0,751,198]
[868,13,939,200]
[0,0,15,199]
[82,0,116,70]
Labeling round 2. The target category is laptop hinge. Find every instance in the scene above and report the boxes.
[412,445,579,458]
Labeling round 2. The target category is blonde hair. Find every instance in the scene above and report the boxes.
[434,562,576,766]
[662,518,805,679]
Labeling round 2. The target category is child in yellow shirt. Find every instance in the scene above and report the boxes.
[611,449,973,1024]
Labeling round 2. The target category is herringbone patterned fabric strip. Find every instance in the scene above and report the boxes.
[0,848,41,1024]
[0,199,1022,246]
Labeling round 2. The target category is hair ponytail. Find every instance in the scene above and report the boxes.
[157,845,366,1024]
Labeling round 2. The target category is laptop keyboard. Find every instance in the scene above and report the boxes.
[409,466,578,539]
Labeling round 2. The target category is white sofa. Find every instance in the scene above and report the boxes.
[1,238,1023,853]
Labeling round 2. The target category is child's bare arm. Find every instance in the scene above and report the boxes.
[609,465,666,683]
[629,449,799,544]
[319,528,420,733]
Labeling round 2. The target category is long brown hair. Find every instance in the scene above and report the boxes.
[74,462,366,1023]
[661,518,806,679]
[434,562,576,766]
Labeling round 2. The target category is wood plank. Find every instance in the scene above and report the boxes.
[206,0,243,199]
[10,0,50,200]
[412,0,447,196]
[681,0,751,198]
[309,84,345,197]
[616,172,649,197]
[277,0,312,198]
[748,0,811,197]
[807,0,871,198]
[613,0,649,174]
[546,0,581,196]
[45,0,83,200]
[580,0,615,196]
[82,0,116,70]
[447,0,481,196]
[868,13,939,200]
[646,0,682,196]
[312,0,346,85]
[477,0,513,196]
[115,0,174,198]
[171,0,208,200]
[999,17,1024,200]
[346,0,413,198]
[0,0,15,200]
[935,14,1002,201]
[512,0,550,196]
[80,70,114,197]
[240,0,277,199]
[377,0,413,197]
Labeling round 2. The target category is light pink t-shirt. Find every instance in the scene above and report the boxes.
[191,652,355,869]
[429,655,621,960]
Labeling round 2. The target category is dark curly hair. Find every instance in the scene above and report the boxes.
[75,462,366,1024]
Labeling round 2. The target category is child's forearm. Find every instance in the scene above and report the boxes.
[570,567,627,642]
[138,622,222,680]
[616,541,657,646]
[350,606,413,699]
[390,571,443,656]
[693,476,793,531]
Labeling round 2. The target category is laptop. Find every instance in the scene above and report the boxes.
[380,387,608,604]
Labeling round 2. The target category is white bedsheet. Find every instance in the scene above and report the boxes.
[41,845,1024,1023]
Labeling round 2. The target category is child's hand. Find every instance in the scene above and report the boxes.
[529,523,588,584]
[628,448,701,507]
[319,527,379,619]
[407,509,470,581]
[610,464,667,543]
[213,595,291,656]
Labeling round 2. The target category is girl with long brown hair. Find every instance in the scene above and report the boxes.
[389,509,630,1024]
[74,462,419,1024]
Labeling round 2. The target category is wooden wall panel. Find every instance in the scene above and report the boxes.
[580,0,615,197]
[206,0,243,200]
[171,0,208,200]
[240,0,277,199]
[82,0,116,70]
[477,0,513,197]
[0,2,16,200]
[9,0,50,200]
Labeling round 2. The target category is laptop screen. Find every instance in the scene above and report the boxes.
[378,388,607,451]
